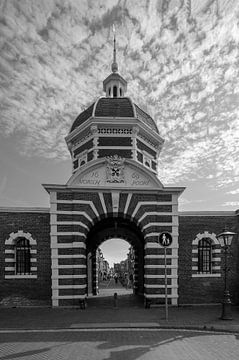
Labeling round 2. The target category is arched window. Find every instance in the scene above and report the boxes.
[113,86,117,98]
[192,231,221,278]
[198,238,212,274]
[5,230,37,279]
[108,88,111,96]
[16,237,31,275]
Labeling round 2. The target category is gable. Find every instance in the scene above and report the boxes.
[67,159,163,189]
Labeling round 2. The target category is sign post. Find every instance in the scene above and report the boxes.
[158,232,173,321]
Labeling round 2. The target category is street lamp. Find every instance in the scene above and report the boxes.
[216,228,236,320]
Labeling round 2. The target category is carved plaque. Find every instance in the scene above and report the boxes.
[106,155,125,183]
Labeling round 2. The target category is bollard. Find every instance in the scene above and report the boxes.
[79,299,86,309]
[113,292,118,309]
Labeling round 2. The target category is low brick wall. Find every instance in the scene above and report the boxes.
[0,210,51,306]
[178,213,239,305]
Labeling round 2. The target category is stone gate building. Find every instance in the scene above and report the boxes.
[0,45,238,308]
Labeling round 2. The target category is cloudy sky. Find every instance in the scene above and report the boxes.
[0,0,239,212]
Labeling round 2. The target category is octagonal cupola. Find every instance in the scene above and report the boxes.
[65,32,165,177]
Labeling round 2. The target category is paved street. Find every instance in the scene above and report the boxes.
[1,279,239,359]
[96,277,134,298]
[0,328,239,359]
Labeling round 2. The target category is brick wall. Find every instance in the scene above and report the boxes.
[178,213,239,305]
[0,210,51,306]
[1,207,238,307]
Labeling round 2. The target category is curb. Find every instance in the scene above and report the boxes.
[0,324,238,334]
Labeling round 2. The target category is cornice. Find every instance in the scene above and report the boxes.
[179,211,236,217]
[0,207,49,213]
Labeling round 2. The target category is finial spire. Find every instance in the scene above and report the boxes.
[111,24,118,73]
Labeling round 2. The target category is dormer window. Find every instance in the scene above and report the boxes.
[108,88,111,96]
[120,88,122,96]
[113,86,117,98]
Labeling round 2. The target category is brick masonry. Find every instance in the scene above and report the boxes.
[178,213,239,304]
[0,210,51,306]
[0,208,238,306]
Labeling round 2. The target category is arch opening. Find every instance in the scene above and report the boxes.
[96,238,134,297]
[86,217,145,306]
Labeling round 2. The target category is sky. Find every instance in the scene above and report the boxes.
[0,0,239,214]
[100,239,130,268]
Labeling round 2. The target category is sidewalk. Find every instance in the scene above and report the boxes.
[1,304,239,333]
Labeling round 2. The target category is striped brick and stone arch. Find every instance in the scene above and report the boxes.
[192,231,221,277]
[5,230,37,279]
[125,192,180,307]
[86,216,145,297]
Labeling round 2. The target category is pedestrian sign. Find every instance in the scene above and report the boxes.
[158,232,172,247]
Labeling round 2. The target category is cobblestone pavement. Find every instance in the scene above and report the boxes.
[0,328,239,360]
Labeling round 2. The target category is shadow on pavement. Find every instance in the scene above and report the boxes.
[0,330,238,360]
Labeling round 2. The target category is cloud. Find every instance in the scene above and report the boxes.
[227,189,239,194]
[222,201,239,207]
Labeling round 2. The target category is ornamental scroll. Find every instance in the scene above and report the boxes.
[106,155,125,183]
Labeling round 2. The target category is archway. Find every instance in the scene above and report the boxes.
[97,238,134,297]
[86,217,144,304]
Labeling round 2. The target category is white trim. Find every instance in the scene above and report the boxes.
[51,243,86,249]
[5,230,37,245]
[192,257,221,262]
[55,221,89,230]
[57,265,86,269]
[132,201,174,219]
[50,232,86,238]
[0,207,49,213]
[142,222,173,230]
[52,211,93,224]
[192,274,221,278]
[144,284,177,289]
[180,211,235,216]
[112,191,120,214]
[53,255,86,259]
[98,146,132,150]
[53,285,86,289]
[56,200,99,219]
[4,257,36,263]
[145,265,177,269]
[139,211,174,223]
[99,192,107,214]
[54,295,86,299]
[192,231,222,277]
[192,231,219,245]
[144,255,178,259]
[124,193,132,215]
[52,275,87,279]
[144,275,177,279]
[5,275,37,279]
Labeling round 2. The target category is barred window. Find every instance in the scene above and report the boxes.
[198,238,212,274]
[16,237,31,275]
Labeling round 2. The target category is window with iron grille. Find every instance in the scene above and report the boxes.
[16,237,31,275]
[198,238,212,273]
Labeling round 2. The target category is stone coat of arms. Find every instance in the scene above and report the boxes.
[106,155,125,183]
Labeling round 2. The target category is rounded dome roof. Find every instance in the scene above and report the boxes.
[70,97,159,134]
